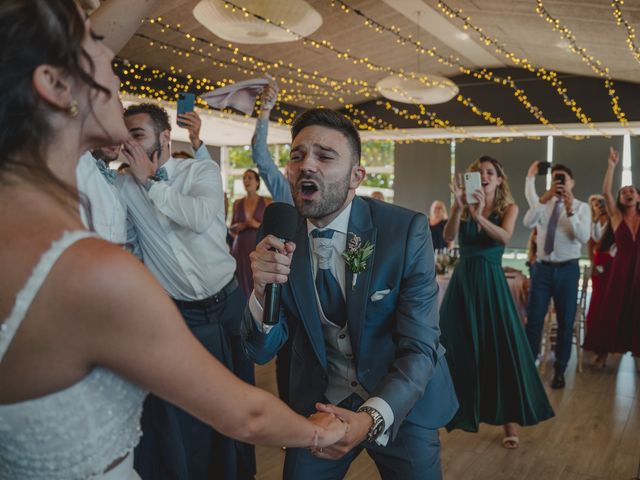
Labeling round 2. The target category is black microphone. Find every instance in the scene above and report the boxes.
[262,202,298,325]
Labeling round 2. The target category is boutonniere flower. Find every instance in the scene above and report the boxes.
[342,233,375,289]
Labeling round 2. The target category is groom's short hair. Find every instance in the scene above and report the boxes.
[291,108,361,165]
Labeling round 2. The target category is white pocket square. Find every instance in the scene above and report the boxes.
[370,289,391,302]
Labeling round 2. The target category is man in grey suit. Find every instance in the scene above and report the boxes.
[243,108,458,479]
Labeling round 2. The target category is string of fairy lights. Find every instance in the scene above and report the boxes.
[611,0,640,65]
[113,1,637,143]
[220,0,510,129]
[330,0,557,132]
[535,0,628,127]
[135,17,466,133]
[433,0,603,133]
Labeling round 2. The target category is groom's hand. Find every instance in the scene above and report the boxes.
[250,235,296,306]
[310,403,372,459]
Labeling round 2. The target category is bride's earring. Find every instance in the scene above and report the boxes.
[68,100,79,118]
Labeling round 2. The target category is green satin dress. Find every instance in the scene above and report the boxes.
[440,212,554,432]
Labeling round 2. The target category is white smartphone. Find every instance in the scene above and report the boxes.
[464,171,481,204]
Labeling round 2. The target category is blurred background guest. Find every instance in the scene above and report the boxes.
[583,148,640,370]
[230,169,271,297]
[523,161,591,389]
[441,156,554,450]
[370,190,385,201]
[587,194,609,265]
[429,200,450,250]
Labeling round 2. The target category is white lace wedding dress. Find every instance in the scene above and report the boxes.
[0,231,147,479]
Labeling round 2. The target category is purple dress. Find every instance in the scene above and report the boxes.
[231,196,267,297]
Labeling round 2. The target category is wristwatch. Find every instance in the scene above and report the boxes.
[357,406,385,442]
[142,174,162,191]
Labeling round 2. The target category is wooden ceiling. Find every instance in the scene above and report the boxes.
[117,0,640,129]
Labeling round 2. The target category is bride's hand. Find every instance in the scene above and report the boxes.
[308,412,347,448]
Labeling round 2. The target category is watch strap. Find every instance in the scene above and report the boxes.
[357,406,385,442]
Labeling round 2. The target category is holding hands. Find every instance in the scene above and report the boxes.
[309,403,372,459]
[308,411,349,450]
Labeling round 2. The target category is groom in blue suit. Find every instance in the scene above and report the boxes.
[243,108,458,479]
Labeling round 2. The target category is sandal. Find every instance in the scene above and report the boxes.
[502,436,519,449]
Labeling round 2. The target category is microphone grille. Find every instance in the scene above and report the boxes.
[262,202,298,241]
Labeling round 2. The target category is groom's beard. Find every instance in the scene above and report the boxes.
[291,170,351,220]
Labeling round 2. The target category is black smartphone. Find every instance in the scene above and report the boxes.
[598,198,606,211]
[554,173,565,185]
[177,92,195,127]
[537,162,552,175]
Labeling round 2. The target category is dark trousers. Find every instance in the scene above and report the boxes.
[525,260,580,373]
[283,394,442,480]
[134,283,256,480]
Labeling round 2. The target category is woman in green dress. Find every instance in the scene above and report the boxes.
[441,156,554,449]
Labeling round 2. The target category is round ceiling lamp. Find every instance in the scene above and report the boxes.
[193,0,322,45]
[376,74,459,105]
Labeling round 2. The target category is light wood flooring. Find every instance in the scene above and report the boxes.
[254,350,640,480]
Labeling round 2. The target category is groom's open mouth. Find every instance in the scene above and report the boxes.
[298,180,319,201]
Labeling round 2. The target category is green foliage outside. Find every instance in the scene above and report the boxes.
[226,139,394,193]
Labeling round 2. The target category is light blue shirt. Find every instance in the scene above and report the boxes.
[252,117,293,205]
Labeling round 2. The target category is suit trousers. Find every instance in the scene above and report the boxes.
[134,283,255,480]
[283,393,442,480]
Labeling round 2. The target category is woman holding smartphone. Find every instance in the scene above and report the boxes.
[440,156,554,449]
[0,3,346,479]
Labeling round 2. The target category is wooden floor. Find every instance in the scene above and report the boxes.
[254,350,640,480]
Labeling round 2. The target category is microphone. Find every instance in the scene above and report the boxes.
[261,202,298,325]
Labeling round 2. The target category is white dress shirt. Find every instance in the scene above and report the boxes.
[77,152,127,244]
[522,176,591,262]
[249,202,394,445]
[117,155,235,301]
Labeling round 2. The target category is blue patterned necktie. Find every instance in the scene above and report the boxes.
[155,166,169,181]
[311,229,346,327]
[95,159,116,185]
[544,199,562,255]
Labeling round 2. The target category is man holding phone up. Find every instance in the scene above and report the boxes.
[523,161,590,389]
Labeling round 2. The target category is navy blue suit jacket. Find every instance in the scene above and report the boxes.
[243,196,458,439]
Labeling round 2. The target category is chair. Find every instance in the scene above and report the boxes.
[538,265,591,374]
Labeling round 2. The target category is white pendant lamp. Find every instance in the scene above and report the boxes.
[376,74,459,105]
[377,10,458,105]
[193,0,322,44]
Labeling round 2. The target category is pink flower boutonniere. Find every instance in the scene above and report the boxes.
[342,233,374,290]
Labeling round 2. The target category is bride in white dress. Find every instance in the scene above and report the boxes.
[0,2,346,479]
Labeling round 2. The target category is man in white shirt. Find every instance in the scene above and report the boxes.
[523,161,591,389]
[77,146,127,243]
[76,112,211,246]
[117,103,251,480]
